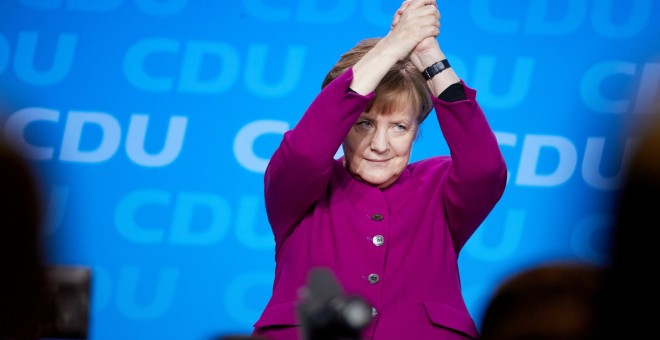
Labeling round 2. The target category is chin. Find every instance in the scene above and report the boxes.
[366,176,396,188]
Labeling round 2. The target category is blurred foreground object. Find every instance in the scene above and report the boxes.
[479,261,603,340]
[297,268,371,340]
[41,266,92,339]
[1,135,91,339]
[594,105,660,338]
[1,140,49,339]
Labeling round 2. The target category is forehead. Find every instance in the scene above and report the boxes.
[368,88,422,119]
[361,108,416,122]
[365,96,416,120]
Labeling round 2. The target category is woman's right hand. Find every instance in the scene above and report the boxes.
[390,0,458,96]
[385,0,440,61]
[349,0,439,94]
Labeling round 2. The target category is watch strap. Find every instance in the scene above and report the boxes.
[421,59,451,81]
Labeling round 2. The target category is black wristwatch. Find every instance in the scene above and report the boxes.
[421,59,451,81]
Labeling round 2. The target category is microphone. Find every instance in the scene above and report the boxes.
[296,267,372,340]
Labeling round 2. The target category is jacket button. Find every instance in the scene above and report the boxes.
[371,307,378,318]
[372,235,384,246]
[371,213,383,221]
[368,273,380,284]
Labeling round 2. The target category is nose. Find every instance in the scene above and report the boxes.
[370,128,389,153]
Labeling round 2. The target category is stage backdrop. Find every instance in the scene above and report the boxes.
[2,1,659,339]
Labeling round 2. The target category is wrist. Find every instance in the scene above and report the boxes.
[421,59,450,81]
[410,50,446,72]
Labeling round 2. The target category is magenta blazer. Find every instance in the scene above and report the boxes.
[253,68,507,339]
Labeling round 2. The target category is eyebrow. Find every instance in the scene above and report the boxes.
[390,118,411,125]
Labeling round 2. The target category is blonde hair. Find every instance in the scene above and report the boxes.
[321,37,434,124]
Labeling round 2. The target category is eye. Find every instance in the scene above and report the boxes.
[393,124,407,131]
[389,123,412,136]
[356,120,374,129]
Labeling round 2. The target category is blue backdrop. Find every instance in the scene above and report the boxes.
[2,1,659,339]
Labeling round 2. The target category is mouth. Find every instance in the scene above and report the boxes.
[366,158,390,163]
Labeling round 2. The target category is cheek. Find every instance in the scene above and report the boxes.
[345,131,368,154]
[393,137,415,156]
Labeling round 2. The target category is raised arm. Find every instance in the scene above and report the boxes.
[394,1,507,249]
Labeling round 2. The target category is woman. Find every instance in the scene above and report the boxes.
[253,0,507,339]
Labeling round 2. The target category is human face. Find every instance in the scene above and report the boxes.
[343,107,418,189]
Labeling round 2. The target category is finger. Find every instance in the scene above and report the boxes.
[404,3,438,21]
[391,13,399,29]
[420,25,440,39]
[408,0,437,10]
[391,0,414,30]
[411,5,440,24]
[400,0,412,12]
[396,0,411,17]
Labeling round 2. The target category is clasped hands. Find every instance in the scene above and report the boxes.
[387,0,442,70]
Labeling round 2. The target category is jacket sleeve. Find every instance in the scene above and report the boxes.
[436,81,508,252]
[264,68,374,248]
